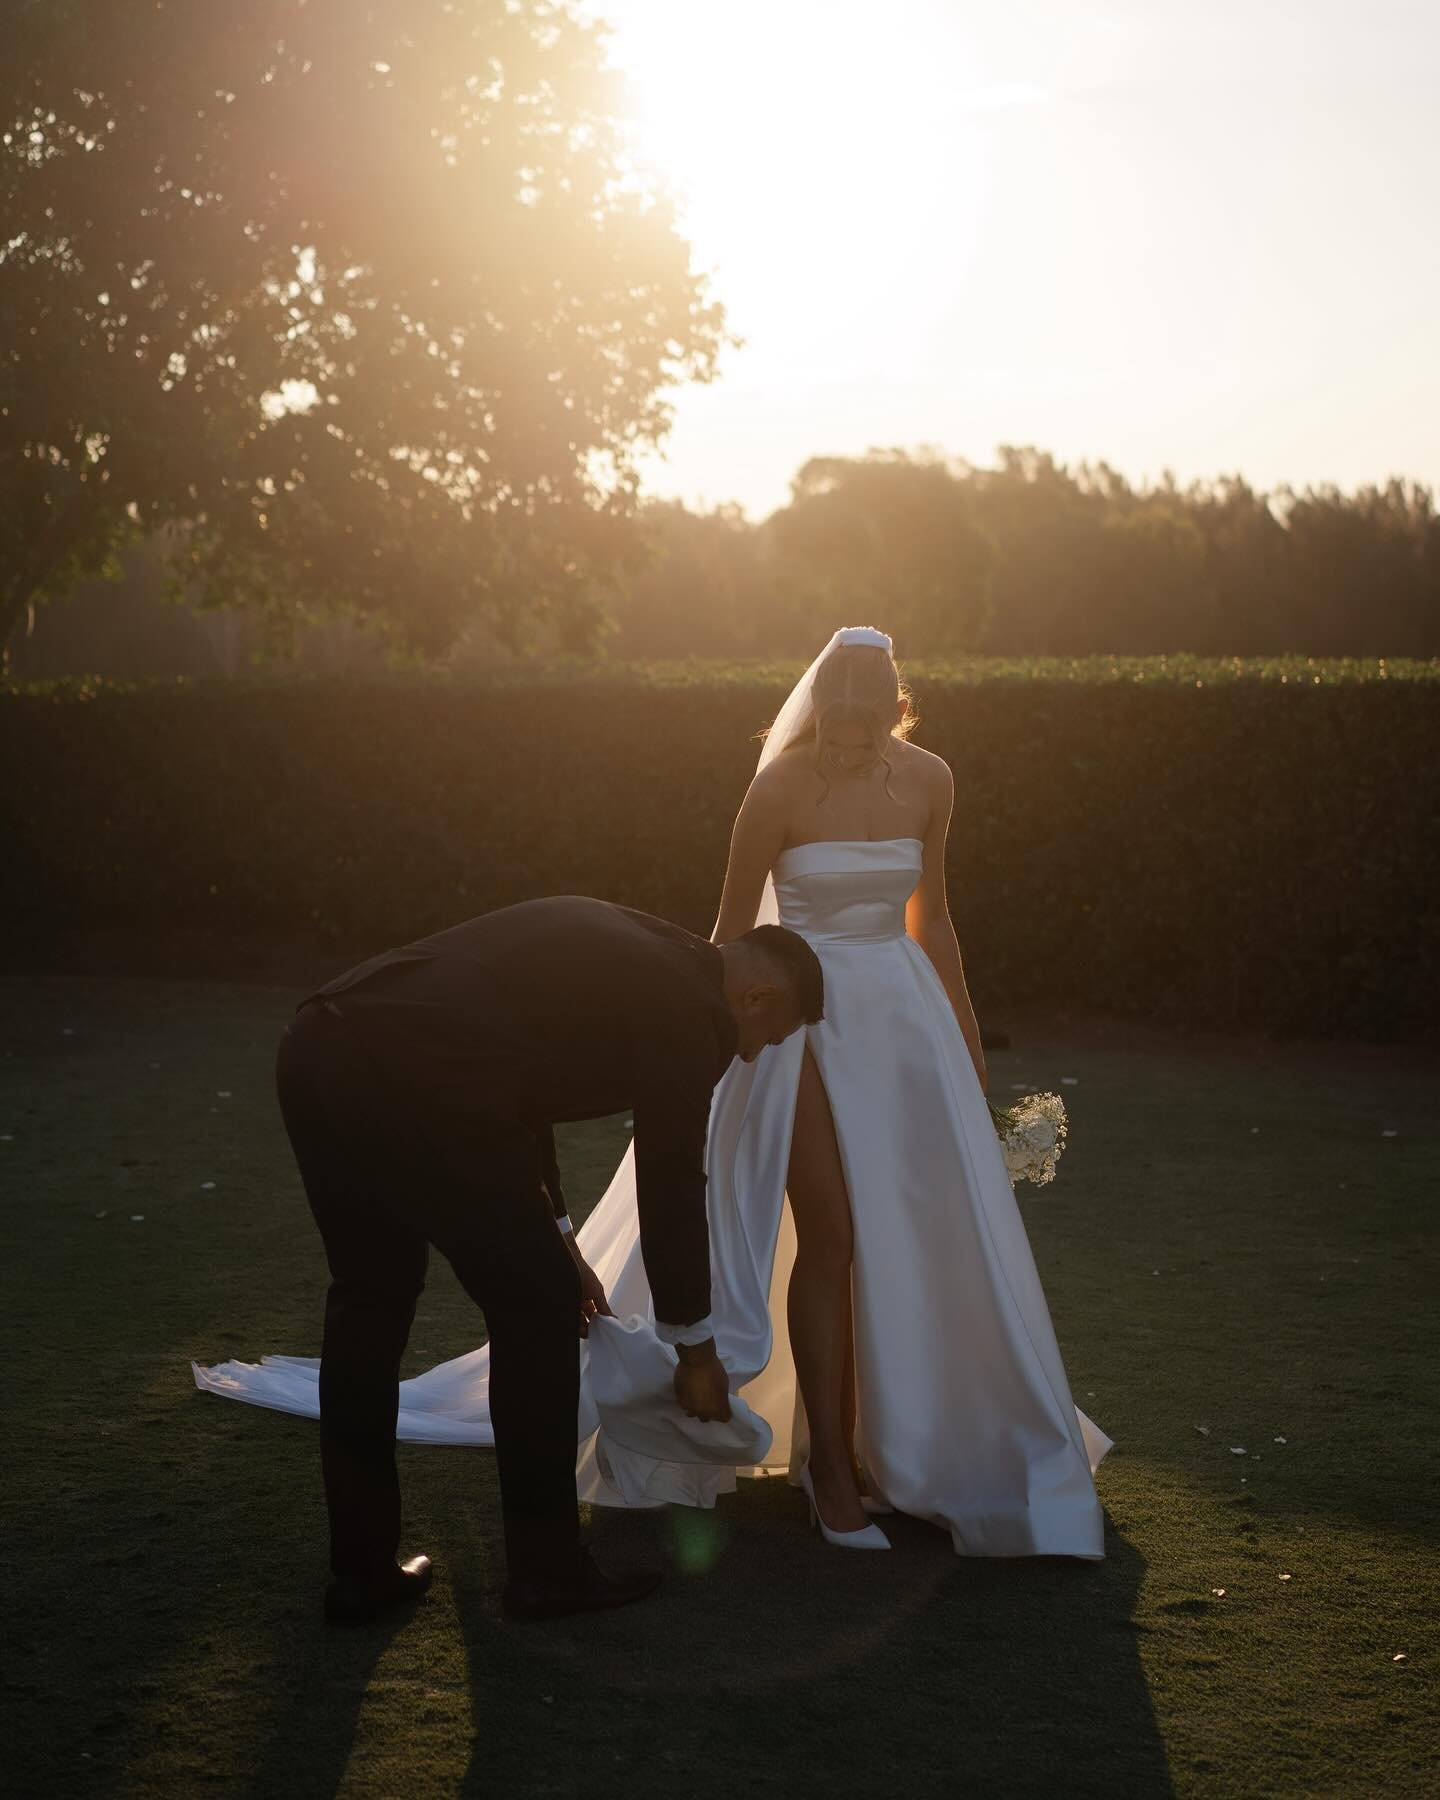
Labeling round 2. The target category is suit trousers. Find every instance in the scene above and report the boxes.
[275,1000,582,1581]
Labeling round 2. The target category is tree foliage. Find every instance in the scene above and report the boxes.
[768,451,996,653]
[604,448,1440,661]
[0,0,725,659]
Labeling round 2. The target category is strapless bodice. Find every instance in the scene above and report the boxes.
[771,838,923,946]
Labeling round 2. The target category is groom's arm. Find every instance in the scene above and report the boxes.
[633,1014,734,1425]
[630,1021,718,1343]
[535,1119,615,1335]
[535,1124,569,1222]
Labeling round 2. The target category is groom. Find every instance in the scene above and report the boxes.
[275,895,823,1624]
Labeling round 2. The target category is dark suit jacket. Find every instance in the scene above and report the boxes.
[309,896,737,1328]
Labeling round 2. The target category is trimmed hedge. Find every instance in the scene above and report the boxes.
[3,661,1436,1036]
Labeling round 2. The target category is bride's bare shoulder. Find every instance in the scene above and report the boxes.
[895,737,954,790]
[750,742,813,798]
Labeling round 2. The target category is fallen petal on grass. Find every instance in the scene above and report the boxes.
[1278,1573,1292,1582]
[1211,1588,1225,1597]
[1392,1653,1407,1663]
[1230,1447,1247,1456]
[200,1181,216,1191]
[1274,1436,1287,1444]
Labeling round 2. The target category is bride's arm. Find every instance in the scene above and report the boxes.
[906,759,988,1093]
[710,767,789,944]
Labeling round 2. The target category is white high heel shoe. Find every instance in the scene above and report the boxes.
[799,1465,891,1550]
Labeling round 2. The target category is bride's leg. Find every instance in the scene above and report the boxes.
[786,1044,868,1534]
[841,1293,859,1478]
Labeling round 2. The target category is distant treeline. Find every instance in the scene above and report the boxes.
[610,448,1439,662]
[8,446,1437,678]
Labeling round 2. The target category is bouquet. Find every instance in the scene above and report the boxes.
[987,1092,1069,1188]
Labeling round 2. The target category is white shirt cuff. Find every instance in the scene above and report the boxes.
[653,1313,716,1348]
[555,1215,574,1236]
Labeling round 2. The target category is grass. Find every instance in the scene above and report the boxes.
[2,974,1436,1798]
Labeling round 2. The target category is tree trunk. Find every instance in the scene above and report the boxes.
[0,585,36,676]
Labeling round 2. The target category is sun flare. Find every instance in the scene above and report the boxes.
[597,1,995,375]
[586,0,1440,520]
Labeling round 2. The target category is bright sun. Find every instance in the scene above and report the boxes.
[583,3,1440,521]
[595,1,996,380]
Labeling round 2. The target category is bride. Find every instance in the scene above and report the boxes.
[198,626,1110,1557]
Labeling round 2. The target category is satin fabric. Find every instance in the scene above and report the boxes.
[197,838,1110,1557]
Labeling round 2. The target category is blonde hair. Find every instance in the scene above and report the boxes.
[768,634,917,803]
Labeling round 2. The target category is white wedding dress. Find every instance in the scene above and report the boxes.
[198,831,1111,1559]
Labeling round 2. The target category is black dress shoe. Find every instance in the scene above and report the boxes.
[324,1554,434,1627]
[502,1548,662,1622]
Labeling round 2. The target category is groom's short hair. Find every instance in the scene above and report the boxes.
[737,924,825,1024]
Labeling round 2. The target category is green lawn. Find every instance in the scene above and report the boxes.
[2,975,1435,1798]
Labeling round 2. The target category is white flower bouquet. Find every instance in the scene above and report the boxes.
[987,1092,1069,1187]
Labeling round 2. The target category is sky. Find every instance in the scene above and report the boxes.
[590,0,1440,519]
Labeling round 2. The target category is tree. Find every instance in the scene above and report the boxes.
[606,499,778,660]
[767,450,996,655]
[1181,475,1294,655]
[963,448,1108,653]
[1091,496,1213,654]
[1279,479,1439,657]
[0,0,725,664]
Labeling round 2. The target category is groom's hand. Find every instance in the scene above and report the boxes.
[673,1341,732,1423]
[566,1240,615,1338]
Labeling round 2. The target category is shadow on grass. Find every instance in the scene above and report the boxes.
[446,1489,1171,1800]
[240,1612,407,1800]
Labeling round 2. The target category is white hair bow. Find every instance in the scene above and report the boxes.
[836,626,894,654]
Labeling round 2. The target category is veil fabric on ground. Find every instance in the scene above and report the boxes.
[196,629,1111,1556]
